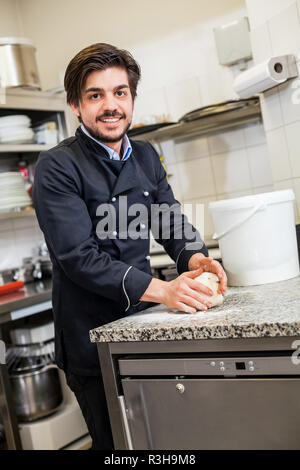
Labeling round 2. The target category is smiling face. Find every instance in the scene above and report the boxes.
[71,66,134,152]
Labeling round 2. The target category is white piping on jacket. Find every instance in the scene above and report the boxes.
[123,266,133,312]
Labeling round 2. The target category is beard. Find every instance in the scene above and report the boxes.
[80,111,132,144]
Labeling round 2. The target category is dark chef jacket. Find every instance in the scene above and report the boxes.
[33,127,208,375]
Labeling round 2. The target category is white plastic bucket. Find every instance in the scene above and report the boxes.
[209,190,300,286]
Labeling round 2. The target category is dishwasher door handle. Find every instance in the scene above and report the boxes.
[118,395,133,450]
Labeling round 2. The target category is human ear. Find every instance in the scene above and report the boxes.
[70,102,81,119]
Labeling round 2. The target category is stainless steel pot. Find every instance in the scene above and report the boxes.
[10,364,63,422]
[0,37,40,89]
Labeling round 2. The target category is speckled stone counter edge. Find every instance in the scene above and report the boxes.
[90,321,300,343]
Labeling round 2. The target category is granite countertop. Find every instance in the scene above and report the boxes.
[90,276,300,343]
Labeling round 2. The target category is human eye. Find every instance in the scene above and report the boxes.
[89,93,101,100]
[116,90,126,97]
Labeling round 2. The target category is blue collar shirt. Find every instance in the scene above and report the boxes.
[80,124,132,161]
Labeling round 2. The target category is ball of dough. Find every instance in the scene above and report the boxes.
[195,272,224,308]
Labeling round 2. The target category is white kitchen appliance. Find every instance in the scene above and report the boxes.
[119,353,300,449]
[9,322,89,450]
[18,369,90,450]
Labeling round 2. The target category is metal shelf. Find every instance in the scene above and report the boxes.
[130,98,262,143]
[0,208,35,220]
[0,89,66,112]
[0,89,71,156]
[0,144,52,153]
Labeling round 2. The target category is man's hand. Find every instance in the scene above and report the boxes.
[188,253,227,296]
[140,268,215,314]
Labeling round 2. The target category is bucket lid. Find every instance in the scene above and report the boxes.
[0,37,35,47]
[209,189,295,211]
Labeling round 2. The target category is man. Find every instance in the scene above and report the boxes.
[33,43,227,450]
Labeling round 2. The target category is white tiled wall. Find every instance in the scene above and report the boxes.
[285,121,300,178]
[265,128,292,181]
[165,78,203,122]
[131,5,249,125]
[159,121,273,239]
[260,88,284,131]
[246,0,297,30]
[211,149,252,194]
[246,0,300,224]
[267,3,300,57]
[175,137,209,162]
[247,144,273,187]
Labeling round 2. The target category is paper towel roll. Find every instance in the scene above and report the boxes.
[233,55,298,98]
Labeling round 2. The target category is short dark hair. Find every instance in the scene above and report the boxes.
[64,43,141,106]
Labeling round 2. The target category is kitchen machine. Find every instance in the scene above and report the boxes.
[3,321,90,450]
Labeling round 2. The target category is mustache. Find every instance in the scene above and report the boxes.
[96,112,125,121]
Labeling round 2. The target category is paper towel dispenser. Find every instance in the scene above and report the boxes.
[214,17,252,67]
[233,55,298,98]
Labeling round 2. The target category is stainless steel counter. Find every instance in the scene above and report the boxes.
[0,279,52,324]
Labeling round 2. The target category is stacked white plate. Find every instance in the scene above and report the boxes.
[0,115,34,144]
[0,172,31,213]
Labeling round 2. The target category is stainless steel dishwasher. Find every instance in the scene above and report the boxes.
[118,354,300,449]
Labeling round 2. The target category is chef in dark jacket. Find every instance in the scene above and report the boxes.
[33,43,227,450]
